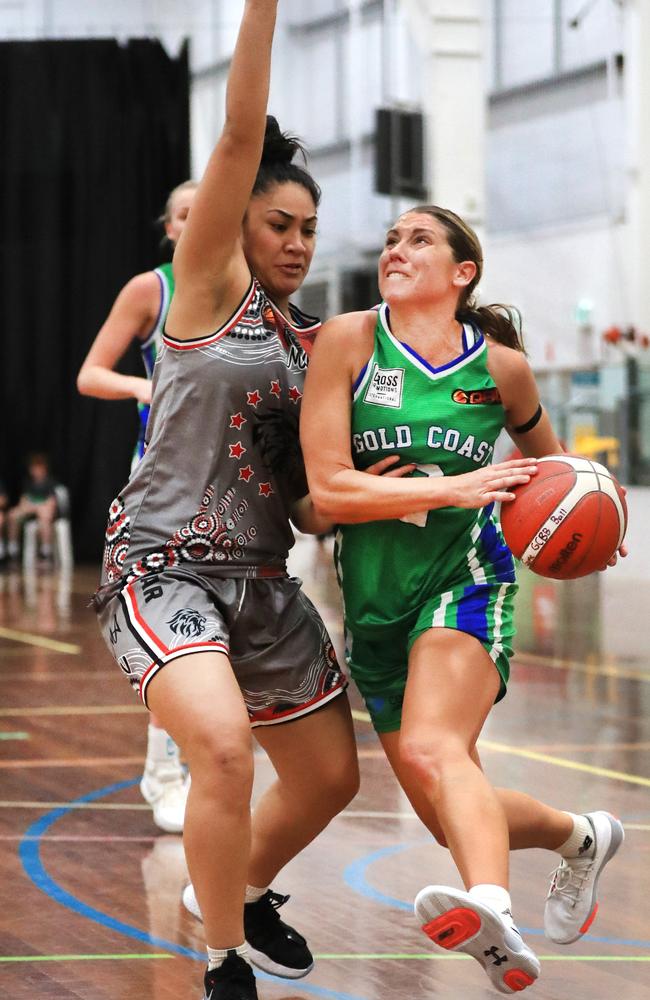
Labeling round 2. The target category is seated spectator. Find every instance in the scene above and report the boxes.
[7,453,59,563]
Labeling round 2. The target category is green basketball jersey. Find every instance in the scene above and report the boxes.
[335,303,515,637]
[132,262,175,470]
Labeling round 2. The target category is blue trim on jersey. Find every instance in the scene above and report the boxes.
[457,584,492,642]
[140,270,165,351]
[397,330,485,375]
[382,304,485,375]
[477,508,517,582]
[140,341,157,380]
[352,362,369,394]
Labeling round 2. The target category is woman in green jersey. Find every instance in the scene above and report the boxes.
[301,205,625,995]
[77,180,197,835]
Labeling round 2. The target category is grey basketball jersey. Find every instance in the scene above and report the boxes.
[102,278,320,585]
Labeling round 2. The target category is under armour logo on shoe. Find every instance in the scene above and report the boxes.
[578,835,593,855]
[484,946,509,966]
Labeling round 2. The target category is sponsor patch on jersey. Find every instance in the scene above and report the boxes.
[364,364,405,408]
[452,387,502,405]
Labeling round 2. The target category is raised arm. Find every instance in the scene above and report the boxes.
[168,0,279,339]
[77,272,160,404]
[300,314,538,524]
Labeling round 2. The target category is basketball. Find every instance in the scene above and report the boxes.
[500,455,627,579]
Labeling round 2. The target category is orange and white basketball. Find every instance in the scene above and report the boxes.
[500,455,627,579]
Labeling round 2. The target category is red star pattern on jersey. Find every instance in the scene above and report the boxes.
[229,442,246,460]
[238,465,255,482]
[288,385,303,404]
[269,379,281,398]
[229,412,247,430]
[247,390,262,408]
[258,482,274,498]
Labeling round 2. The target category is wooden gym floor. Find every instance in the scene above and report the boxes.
[0,536,649,999]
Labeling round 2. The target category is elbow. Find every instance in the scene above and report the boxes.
[309,482,355,523]
[309,484,339,522]
[76,369,91,396]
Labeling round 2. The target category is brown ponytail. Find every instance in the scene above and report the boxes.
[407,205,526,353]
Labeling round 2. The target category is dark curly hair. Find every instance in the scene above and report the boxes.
[253,116,321,208]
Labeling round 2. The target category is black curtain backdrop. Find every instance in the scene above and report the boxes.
[0,38,190,560]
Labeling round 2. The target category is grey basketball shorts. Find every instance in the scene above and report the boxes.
[94,568,347,726]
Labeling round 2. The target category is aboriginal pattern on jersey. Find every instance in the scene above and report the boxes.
[102,278,320,585]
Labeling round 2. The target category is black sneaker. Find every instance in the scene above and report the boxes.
[244,890,314,979]
[202,953,257,1000]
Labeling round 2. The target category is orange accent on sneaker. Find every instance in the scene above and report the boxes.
[421,907,482,949]
[503,969,536,991]
[579,901,599,935]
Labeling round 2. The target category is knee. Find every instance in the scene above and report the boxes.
[186,727,254,798]
[317,753,360,814]
[398,735,460,793]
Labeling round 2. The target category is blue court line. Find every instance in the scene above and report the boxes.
[343,841,650,950]
[19,779,368,1000]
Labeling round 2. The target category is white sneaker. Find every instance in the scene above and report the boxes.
[415,885,540,994]
[140,765,189,834]
[545,810,624,944]
[182,882,202,920]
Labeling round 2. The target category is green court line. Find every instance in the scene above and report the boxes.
[0,626,80,655]
[313,953,650,962]
[0,954,174,963]
[0,732,29,740]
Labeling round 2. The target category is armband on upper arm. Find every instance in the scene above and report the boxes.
[512,403,543,434]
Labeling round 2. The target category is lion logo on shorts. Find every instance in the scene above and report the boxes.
[167,608,207,638]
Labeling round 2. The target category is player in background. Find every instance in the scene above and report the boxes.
[301,204,626,994]
[78,181,197,833]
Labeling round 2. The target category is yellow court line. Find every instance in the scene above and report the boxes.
[0,954,173,963]
[514,650,650,684]
[480,739,650,789]
[351,710,650,788]
[0,670,119,680]
[0,627,81,655]
[520,742,650,753]
[0,757,144,770]
[0,705,145,717]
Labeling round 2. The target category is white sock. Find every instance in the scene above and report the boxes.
[207,942,248,972]
[145,723,181,769]
[469,884,515,929]
[8,541,19,558]
[556,812,595,858]
[245,884,268,904]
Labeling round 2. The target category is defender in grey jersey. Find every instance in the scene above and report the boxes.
[93,7,362,997]
[95,277,346,723]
